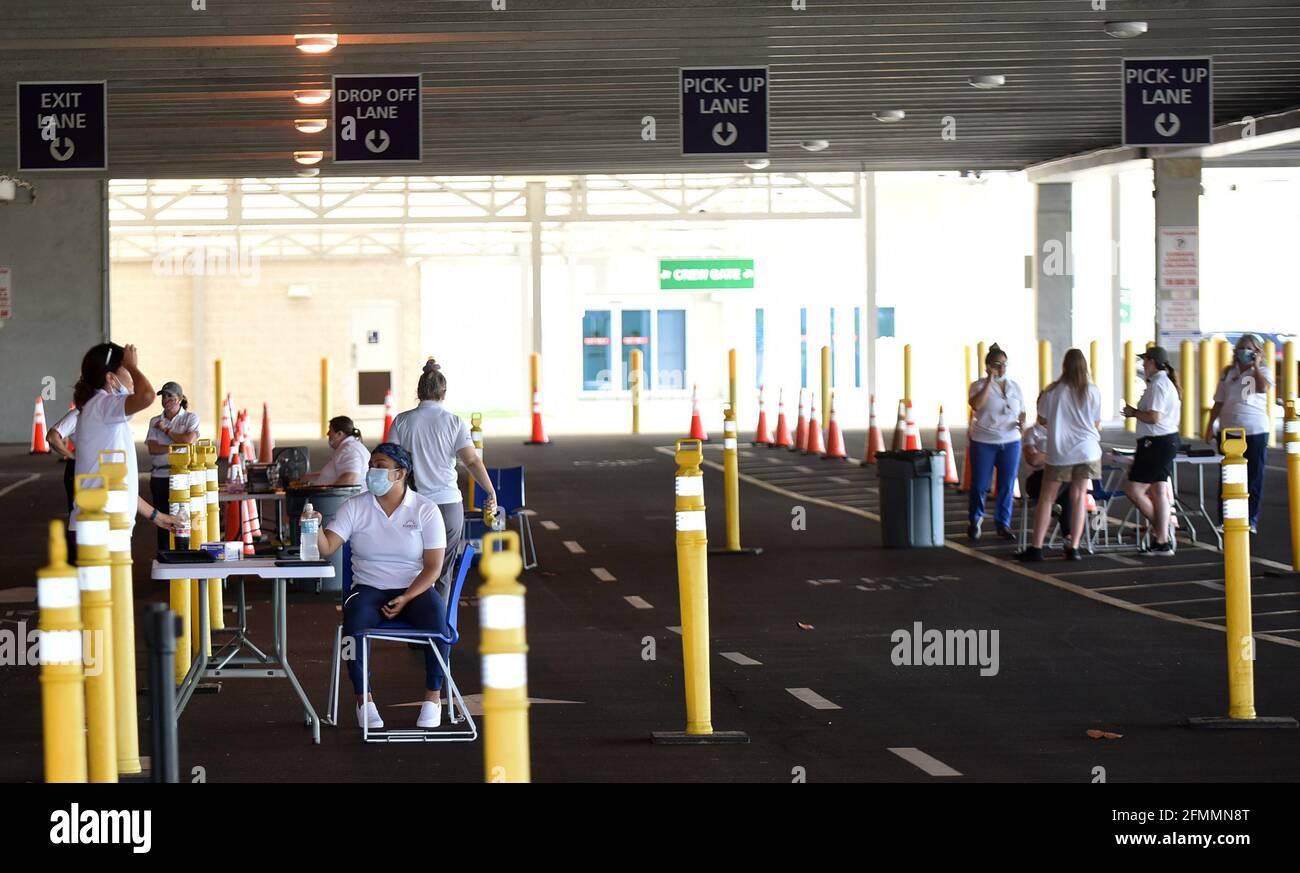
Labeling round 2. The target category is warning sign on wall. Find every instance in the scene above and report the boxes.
[1158,226,1198,295]
[0,266,11,319]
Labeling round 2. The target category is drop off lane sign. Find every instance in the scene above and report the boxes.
[1122,58,1212,147]
[333,73,422,163]
[17,81,107,171]
[680,67,769,156]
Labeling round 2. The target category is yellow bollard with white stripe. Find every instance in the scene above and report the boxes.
[1265,340,1278,447]
[1285,341,1298,407]
[202,441,224,631]
[97,450,141,775]
[467,413,484,510]
[189,445,210,658]
[710,405,762,557]
[74,474,117,783]
[167,445,192,683]
[38,520,88,783]
[1123,340,1136,433]
[652,439,749,745]
[1287,401,1300,571]
[630,349,642,435]
[479,531,530,783]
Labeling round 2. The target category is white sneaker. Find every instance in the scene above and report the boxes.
[417,700,442,729]
[356,700,384,730]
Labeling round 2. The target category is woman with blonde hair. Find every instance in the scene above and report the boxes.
[1015,348,1101,562]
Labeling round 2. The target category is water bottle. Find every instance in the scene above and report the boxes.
[300,501,320,560]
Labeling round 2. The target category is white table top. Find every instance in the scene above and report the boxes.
[218,490,286,503]
[150,557,335,580]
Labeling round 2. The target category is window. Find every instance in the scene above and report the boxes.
[621,310,651,389]
[581,306,687,392]
[657,310,686,389]
[582,310,612,390]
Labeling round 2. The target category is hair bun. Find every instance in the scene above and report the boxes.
[424,358,440,373]
[988,343,1002,353]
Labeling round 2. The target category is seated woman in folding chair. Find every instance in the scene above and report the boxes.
[1121,346,1182,555]
[304,443,451,731]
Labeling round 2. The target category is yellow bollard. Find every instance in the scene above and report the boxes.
[38,520,88,783]
[97,450,141,775]
[976,342,986,375]
[1219,428,1255,719]
[652,439,749,744]
[1123,340,1136,433]
[468,413,484,510]
[74,474,117,782]
[1200,337,1216,436]
[479,531,530,783]
[966,345,975,392]
[1038,339,1051,393]
[167,446,192,684]
[902,344,911,406]
[1285,341,1298,405]
[1217,337,1232,374]
[710,405,763,557]
[1180,340,1197,440]
[201,441,224,631]
[1089,340,1099,386]
[1265,340,1277,447]
[213,358,223,441]
[630,349,642,435]
[730,348,739,425]
[1287,401,1300,571]
[320,357,331,438]
[189,446,210,659]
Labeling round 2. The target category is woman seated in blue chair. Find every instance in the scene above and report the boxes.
[305,442,451,731]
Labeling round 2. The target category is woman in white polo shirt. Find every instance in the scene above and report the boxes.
[1016,348,1101,562]
[967,343,1026,541]
[1204,333,1274,532]
[146,381,200,549]
[311,442,449,731]
[1122,346,1182,555]
[390,358,497,594]
[303,416,371,490]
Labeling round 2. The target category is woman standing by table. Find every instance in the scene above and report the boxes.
[1204,333,1274,533]
[146,381,200,549]
[967,343,1026,541]
[1122,346,1182,555]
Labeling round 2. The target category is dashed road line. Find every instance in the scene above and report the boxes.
[786,687,841,710]
[540,520,560,531]
[0,473,40,499]
[793,465,813,474]
[888,747,962,777]
[563,540,585,554]
[623,595,653,609]
[720,651,762,666]
[666,625,682,635]
[590,567,616,582]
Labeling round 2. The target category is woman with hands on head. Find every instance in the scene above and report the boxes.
[966,343,1026,541]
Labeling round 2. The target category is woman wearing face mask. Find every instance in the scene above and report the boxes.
[1204,333,1274,532]
[71,342,178,543]
[1122,346,1182,555]
[966,343,1026,540]
[146,381,201,550]
[301,416,370,490]
[308,443,450,731]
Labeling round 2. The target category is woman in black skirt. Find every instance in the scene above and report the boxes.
[1122,346,1182,555]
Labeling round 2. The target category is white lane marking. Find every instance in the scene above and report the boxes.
[624,595,653,609]
[666,625,682,635]
[590,567,616,582]
[540,520,560,531]
[1093,579,1224,592]
[1104,554,1143,566]
[563,540,585,554]
[517,508,537,516]
[1058,561,1224,576]
[1204,609,1300,621]
[1143,590,1298,607]
[828,476,853,485]
[0,473,40,499]
[793,465,813,474]
[720,651,762,666]
[765,456,783,464]
[888,747,962,777]
[786,687,841,710]
[0,587,38,603]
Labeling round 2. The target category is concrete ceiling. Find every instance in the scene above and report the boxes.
[2,0,1300,179]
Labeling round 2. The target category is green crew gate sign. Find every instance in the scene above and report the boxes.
[659,259,755,290]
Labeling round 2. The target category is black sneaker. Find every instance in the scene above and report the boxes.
[1148,540,1174,556]
[1014,546,1043,562]
[996,524,1015,541]
[968,519,982,541]
[1063,545,1083,561]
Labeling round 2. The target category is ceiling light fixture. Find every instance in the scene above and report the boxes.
[800,140,830,152]
[745,158,771,170]
[293,89,332,105]
[1104,21,1148,38]
[872,110,906,123]
[293,150,323,165]
[295,34,338,54]
[296,168,320,177]
[969,75,1006,89]
[294,118,328,134]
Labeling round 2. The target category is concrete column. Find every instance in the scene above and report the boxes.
[0,179,108,442]
[1109,174,1123,416]
[1034,182,1073,382]
[863,171,878,396]
[526,181,545,358]
[1152,158,1201,347]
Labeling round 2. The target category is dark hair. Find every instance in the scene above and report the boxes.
[1149,360,1182,398]
[416,358,447,401]
[985,343,1007,366]
[328,415,361,440]
[73,343,124,410]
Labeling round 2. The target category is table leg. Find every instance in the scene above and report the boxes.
[176,578,210,716]
[273,577,321,744]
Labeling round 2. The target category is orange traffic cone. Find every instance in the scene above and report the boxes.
[803,395,825,455]
[821,393,847,460]
[752,385,772,445]
[891,400,906,451]
[258,402,273,464]
[30,396,49,454]
[864,394,885,464]
[218,398,233,460]
[525,386,550,445]
[687,384,708,441]
[790,389,807,452]
[771,388,793,448]
[903,402,922,451]
[381,389,395,442]
[936,406,959,484]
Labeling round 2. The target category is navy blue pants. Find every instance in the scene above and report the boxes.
[969,439,1021,528]
[1216,432,1268,527]
[343,584,451,695]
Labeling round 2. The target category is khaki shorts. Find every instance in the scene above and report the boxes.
[1045,460,1101,482]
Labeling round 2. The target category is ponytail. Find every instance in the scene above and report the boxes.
[73,342,124,410]
[328,415,360,441]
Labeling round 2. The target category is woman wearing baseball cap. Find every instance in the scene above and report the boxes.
[1122,346,1182,555]
[145,381,200,549]
[1204,333,1274,532]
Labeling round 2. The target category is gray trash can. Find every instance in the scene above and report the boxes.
[286,485,362,592]
[875,450,946,548]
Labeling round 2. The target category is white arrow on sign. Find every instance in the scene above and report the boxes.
[1154,112,1181,138]
[365,129,391,153]
[711,121,738,147]
[49,138,75,162]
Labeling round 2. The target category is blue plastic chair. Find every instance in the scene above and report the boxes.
[325,542,479,743]
[470,466,537,570]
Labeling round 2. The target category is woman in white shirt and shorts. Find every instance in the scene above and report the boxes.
[1122,346,1182,555]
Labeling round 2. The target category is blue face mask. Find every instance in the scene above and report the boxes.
[366,468,396,496]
